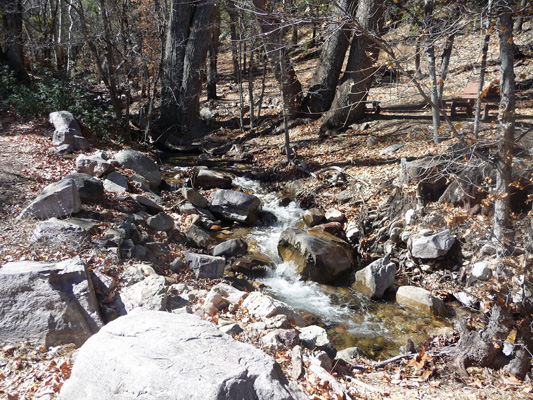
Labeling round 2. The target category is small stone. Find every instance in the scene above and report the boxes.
[302,209,324,227]
[471,261,492,281]
[325,208,345,223]
[146,212,174,231]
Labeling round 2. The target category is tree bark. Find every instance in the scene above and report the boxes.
[320,0,385,130]
[474,0,493,138]
[436,33,455,103]
[226,0,240,83]
[424,0,441,143]
[493,0,515,244]
[252,0,303,118]
[302,0,357,116]
[0,0,30,82]
[161,0,216,137]
[207,7,220,100]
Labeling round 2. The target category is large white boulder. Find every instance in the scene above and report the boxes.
[60,311,306,400]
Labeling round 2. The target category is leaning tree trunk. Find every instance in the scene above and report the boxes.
[206,7,220,100]
[493,0,515,244]
[252,0,303,118]
[0,0,30,82]
[320,0,385,130]
[161,0,216,138]
[302,0,357,116]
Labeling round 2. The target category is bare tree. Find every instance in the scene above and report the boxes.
[252,0,303,118]
[302,0,357,116]
[320,0,385,130]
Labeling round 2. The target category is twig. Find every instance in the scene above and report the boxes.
[372,353,416,369]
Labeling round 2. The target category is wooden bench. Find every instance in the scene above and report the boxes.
[445,81,499,120]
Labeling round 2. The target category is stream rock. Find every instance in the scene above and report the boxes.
[116,274,167,314]
[76,154,114,178]
[396,286,445,316]
[213,238,248,258]
[410,229,455,259]
[353,256,396,299]
[66,173,105,204]
[277,227,354,284]
[19,178,81,220]
[302,209,324,227]
[185,252,226,279]
[114,149,161,189]
[61,311,306,400]
[209,189,262,226]
[299,325,337,358]
[0,257,103,346]
[186,224,214,248]
[103,171,129,194]
[31,217,89,247]
[182,187,209,208]
[192,167,233,189]
[242,292,305,327]
[146,212,174,231]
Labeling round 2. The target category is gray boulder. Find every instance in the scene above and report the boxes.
[182,187,209,208]
[186,224,214,248]
[0,257,103,346]
[19,178,81,220]
[31,217,89,247]
[103,171,129,194]
[60,311,306,400]
[209,189,262,226]
[192,168,232,189]
[117,275,167,314]
[66,173,105,204]
[277,227,354,284]
[185,252,226,279]
[242,292,305,327]
[146,212,174,231]
[76,154,114,177]
[396,286,445,316]
[410,229,455,259]
[353,256,396,299]
[49,111,81,135]
[132,194,164,213]
[213,238,248,258]
[114,150,161,189]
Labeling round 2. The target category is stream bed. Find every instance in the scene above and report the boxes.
[163,160,452,359]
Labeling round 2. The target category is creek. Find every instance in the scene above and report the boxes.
[163,157,451,359]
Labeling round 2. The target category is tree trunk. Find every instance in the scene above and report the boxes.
[161,0,216,137]
[0,0,30,82]
[226,0,240,83]
[207,7,220,100]
[424,0,441,143]
[414,34,422,79]
[474,1,493,138]
[437,33,455,103]
[252,0,303,118]
[320,0,384,130]
[493,0,515,244]
[302,0,356,116]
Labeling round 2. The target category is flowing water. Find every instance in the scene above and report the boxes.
[163,158,451,359]
[230,177,451,358]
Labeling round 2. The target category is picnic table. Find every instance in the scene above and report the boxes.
[444,81,500,119]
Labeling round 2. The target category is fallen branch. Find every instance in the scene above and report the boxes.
[372,353,416,369]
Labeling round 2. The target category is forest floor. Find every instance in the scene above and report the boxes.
[1,19,533,400]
